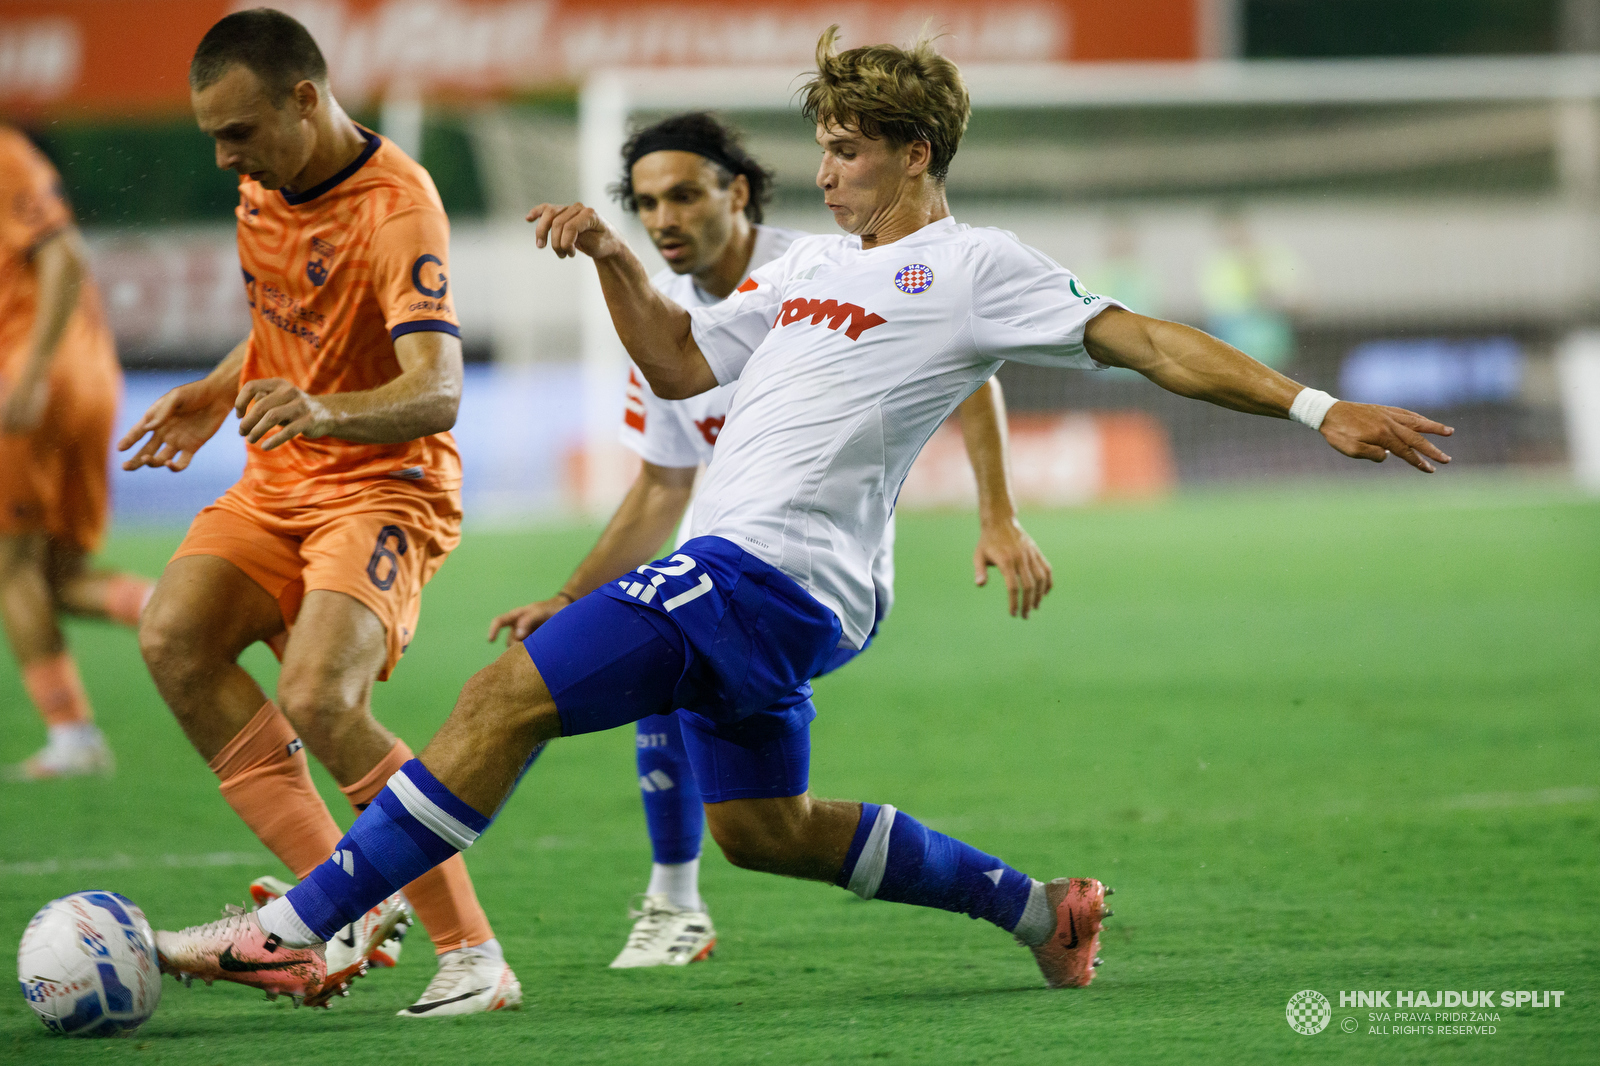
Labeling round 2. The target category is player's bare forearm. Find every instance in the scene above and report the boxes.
[198,338,249,401]
[956,377,1054,618]
[526,200,717,399]
[558,461,696,601]
[236,330,462,449]
[957,379,1016,527]
[1084,307,1454,472]
[594,253,716,399]
[1085,309,1298,417]
[18,229,84,379]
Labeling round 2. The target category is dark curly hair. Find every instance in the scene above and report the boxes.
[611,112,774,224]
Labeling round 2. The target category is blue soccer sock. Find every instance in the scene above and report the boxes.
[261,759,489,946]
[636,713,704,866]
[834,803,1053,943]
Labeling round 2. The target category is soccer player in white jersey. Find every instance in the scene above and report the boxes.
[159,27,1453,1000]
[487,113,1051,968]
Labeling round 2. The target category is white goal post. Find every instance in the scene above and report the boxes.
[573,56,1600,511]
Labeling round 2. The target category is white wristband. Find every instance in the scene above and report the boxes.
[1288,388,1338,431]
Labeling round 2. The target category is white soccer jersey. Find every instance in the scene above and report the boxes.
[686,215,1122,648]
[618,224,898,627]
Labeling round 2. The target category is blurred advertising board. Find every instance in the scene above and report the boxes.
[2,0,1200,116]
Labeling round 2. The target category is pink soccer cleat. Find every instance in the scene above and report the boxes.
[250,875,411,970]
[1029,878,1111,989]
[155,909,354,1006]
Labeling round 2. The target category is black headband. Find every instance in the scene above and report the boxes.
[624,129,744,178]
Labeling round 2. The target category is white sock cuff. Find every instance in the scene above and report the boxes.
[387,769,480,851]
[647,858,703,912]
[845,804,897,901]
[1012,879,1054,947]
[257,895,320,948]
[1288,387,1338,431]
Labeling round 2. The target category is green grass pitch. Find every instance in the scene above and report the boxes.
[2,479,1597,1064]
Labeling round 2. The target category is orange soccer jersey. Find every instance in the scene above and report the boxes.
[173,129,464,677]
[0,126,120,551]
[231,127,462,507]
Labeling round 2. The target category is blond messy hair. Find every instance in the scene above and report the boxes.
[799,25,971,183]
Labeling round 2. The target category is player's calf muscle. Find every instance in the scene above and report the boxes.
[421,647,558,814]
[706,795,859,882]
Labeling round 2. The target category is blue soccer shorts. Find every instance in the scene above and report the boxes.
[524,535,839,801]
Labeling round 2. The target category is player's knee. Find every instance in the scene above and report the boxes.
[137,598,207,684]
[275,668,363,740]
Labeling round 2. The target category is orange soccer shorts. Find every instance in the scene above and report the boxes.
[171,480,462,679]
[0,354,119,553]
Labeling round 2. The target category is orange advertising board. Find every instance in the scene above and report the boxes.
[1,0,1200,116]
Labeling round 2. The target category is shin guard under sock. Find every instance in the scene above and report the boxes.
[835,802,1038,933]
[285,758,488,942]
[342,741,495,953]
[209,702,341,879]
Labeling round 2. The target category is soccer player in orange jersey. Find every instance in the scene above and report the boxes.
[117,10,518,1015]
[0,126,154,781]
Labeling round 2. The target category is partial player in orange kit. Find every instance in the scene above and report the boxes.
[0,125,153,781]
[117,10,518,1014]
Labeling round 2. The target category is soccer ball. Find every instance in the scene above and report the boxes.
[17,891,161,1036]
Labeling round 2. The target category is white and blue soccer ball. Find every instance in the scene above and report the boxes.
[17,891,161,1036]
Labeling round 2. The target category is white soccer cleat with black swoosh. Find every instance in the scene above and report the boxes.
[397,945,521,1017]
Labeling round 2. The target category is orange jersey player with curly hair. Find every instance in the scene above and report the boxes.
[118,10,518,1015]
[0,126,155,781]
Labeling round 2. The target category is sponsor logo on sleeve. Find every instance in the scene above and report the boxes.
[1068,277,1101,304]
[411,253,448,298]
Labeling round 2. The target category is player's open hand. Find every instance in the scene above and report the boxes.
[235,378,330,451]
[1319,402,1454,473]
[118,379,232,471]
[487,594,573,646]
[526,202,626,261]
[974,518,1054,619]
[0,371,49,434]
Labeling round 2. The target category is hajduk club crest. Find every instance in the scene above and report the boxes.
[894,263,934,294]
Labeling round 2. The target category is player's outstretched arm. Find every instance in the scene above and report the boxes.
[488,461,697,645]
[526,201,718,399]
[2,228,84,434]
[1083,308,1454,472]
[235,330,462,450]
[117,337,246,472]
[957,379,1053,618]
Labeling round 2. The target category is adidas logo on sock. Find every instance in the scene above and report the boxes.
[331,849,355,876]
[638,770,676,793]
[286,738,304,757]
[984,869,1005,886]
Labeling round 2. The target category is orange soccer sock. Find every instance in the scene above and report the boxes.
[23,653,94,728]
[103,576,154,628]
[209,702,342,880]
[343,740,495,954]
